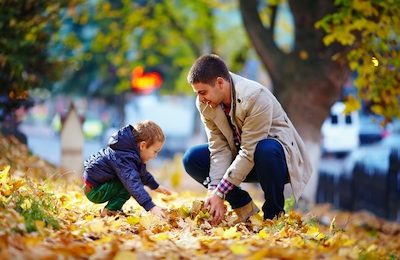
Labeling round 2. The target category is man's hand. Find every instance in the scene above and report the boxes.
[205,193,226,225]
[149,205,167,218]
[155,185,172,195]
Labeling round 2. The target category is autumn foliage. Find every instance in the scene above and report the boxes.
[0,135,399,259]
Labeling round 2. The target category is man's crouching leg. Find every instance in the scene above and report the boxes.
[254,139,288,220]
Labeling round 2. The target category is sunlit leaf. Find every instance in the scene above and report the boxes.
[222,227,240,239]
[0,165,10,183]
[229,242,249,255]
[127,215,140,225]
[114,251,137,260]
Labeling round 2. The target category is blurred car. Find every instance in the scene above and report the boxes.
[344,124,400,175]
[321,102,360,157]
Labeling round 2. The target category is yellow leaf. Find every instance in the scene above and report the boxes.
[20,199,32,211]
[249,214,264,227]
[1,183,12,196]
[150,232,169,241]
[0,165,10,183]
[291,236,305,248]
[35,220,46,235]
[329,216,336,233]
[139,214,161,229]
[126,215,140,225]
[114,251,137,260]
[222,227,240,239]
[112,219,123,229]
[85,215,94,221]
[372,57,379,67]
[306,226,325,240]
[258,228,269,239]
[366,244,377,253]
[344,96,361,113]
[229,242,249,255]
[88,219,105,233]
[170,170,181,188]
[11,179,25,191]
[96,236,112,244]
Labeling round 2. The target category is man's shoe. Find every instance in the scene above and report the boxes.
[233,201,260,223]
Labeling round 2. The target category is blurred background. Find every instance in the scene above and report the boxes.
[1,0,399,221]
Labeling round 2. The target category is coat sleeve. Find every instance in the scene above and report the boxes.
[197,99,233,188]
[224,89,272,186]
[141,170,159,190]
[115,152,156,211]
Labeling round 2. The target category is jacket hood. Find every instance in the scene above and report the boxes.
[108,125,138,152]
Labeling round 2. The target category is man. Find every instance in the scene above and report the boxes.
[182,54,312,225]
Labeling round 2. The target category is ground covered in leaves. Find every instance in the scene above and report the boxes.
[0,135,399,259]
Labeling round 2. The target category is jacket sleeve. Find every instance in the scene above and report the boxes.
[224,89,272,186]
[197,99,233,187]
[141,170,159,190]
[114,152,156,211]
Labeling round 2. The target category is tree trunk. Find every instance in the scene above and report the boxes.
[239,0,350,203]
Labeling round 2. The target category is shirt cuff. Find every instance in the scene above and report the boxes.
[208,184,217,191]
[216,178,235,195]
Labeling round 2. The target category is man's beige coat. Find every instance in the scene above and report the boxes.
[197,73,312,201]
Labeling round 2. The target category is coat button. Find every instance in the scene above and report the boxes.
[291,142,294,146]
[237,98,241,103]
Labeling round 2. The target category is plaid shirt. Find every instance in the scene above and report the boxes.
[216,178,235,195]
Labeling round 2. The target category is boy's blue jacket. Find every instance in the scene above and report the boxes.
[83,125,159,211]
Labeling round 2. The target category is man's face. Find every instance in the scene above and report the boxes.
[139,141,164,163]
[192,77,225,108]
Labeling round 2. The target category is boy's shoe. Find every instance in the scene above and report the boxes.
[100,208,127,217]
[233,201,260,223]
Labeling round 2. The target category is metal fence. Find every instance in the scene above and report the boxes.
[316,149,400,221]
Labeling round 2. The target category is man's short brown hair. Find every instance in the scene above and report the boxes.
[187,54,230,85]
[132,120,165,148]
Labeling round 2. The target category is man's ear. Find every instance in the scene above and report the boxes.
[215,77,225,89]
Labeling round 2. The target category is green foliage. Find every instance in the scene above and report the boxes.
[316,0,400,121]
[50,0,248,97]
[14,188,60,232]
[0,0,80,98]
[284,196,295,212]
[2,0,250,99]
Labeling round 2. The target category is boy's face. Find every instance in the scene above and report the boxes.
[139,140,164,163]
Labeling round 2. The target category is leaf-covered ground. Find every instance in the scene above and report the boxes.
[0,136,399,259]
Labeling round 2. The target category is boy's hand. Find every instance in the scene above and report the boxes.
[150,206,167,218]
[155,185,172,195]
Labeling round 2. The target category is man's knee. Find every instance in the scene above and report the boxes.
[255,139,284,162]
[182,147,195,173]
[182,144,209,173]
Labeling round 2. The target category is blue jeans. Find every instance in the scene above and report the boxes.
[182,139,289,219]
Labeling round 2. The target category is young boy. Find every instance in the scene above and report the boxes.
[83,120,171,218]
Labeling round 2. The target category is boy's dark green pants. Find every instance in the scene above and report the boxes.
[84,180,130,211]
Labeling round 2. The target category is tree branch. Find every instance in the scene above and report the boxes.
[163,3,202,57]
[238,0,286,86]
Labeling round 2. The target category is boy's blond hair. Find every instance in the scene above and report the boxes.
[132,120,165,148]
